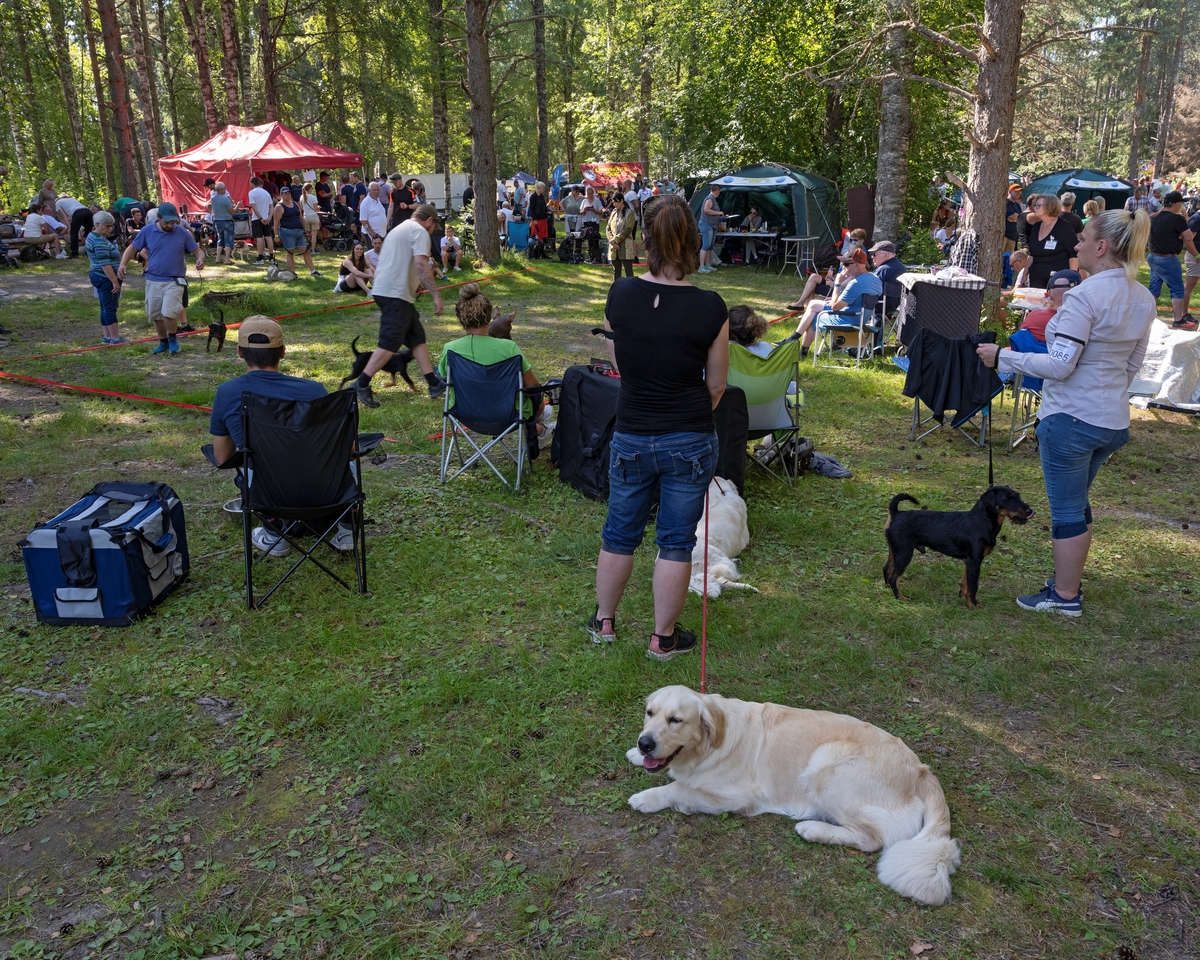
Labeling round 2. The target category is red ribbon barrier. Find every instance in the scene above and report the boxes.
[0,369,214,411]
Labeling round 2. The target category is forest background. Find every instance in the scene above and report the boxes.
[1,0,1200,258]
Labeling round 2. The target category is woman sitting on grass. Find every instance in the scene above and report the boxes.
[728,305,774,357]
[333,241,374,293]
[438,283,550,459]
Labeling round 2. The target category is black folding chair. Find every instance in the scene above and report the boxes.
[202,390,376,609]
[440,352,543,490]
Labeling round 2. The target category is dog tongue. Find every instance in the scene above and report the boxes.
[643,756,664,770]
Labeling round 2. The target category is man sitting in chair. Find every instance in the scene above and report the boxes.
[208,316,353,557]
[439,284,550,460]
[781,247,883,358]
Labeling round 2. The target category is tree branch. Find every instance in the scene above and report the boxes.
[905,21,980,63]
[907,72,977,101]
[1018,24,1156,59]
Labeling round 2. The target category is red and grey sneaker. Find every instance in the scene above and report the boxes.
[586,608,616,644]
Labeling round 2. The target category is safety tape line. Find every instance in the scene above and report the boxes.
[0,369,214,411]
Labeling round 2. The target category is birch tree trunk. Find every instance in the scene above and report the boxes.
[96,0,138,195]
[427,0,451,201]
[219,0,242,124]
[533,0,548,181]
[134,0,166,155]
[238,0,254,118]
[464,0,501,264]
[46,0,93,191]
[178,0,221,133]
[126,0,161,187]
[961,0,1024,308]
[155,0,181,151]
[259,0,280,122]
[81,0,117,197]
[13,0,49,175]
[822,90,844,183]
[873,13,911,242]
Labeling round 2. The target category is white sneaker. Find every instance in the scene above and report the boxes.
[251,526,291,557]
[453,265,462,272]
[56,252,69,259]
[330,524,355,552]
[538,421,556,451]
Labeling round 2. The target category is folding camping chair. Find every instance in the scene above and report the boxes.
[440,352,541,490]
[813,294,881,370]
[998,328,1045,449]
[754,233,783,274]
[201,390,375,610]
[726,340,807,485]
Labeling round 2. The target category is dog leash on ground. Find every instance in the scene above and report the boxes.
[700,485,709,694]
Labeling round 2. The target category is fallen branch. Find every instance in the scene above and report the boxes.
[15,687,80,704]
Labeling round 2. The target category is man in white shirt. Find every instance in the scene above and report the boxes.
[359,182,388,241]
[54,196,94,257]
[352,203,445,408]
[364,234,383,269]
[247,176,276,263]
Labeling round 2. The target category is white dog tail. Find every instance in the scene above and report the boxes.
[876,768,961,906]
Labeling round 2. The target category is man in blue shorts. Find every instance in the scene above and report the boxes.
[783,247,884,357]
[117,201,204,354]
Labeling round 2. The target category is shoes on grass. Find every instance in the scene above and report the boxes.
[453,265,462,272]
[355,382,380,408]
[152,341,169,354]
[647,624,697,661]
[330,524,355,552]
[1016,583,1082,617]
[168,336,181,354]
[251,526,291,557]
[586,608,616,644]
[428,377,447,400]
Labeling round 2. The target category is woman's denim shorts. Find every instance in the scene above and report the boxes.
[601,430,718,562]
[1036,413,1129,540]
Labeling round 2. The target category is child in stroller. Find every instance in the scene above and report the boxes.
[320,202,359,252]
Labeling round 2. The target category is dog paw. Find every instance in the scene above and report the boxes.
[626,747,645,767]
[628,788,669,813]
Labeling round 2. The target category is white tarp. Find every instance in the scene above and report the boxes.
[1064,177,1127,190]
[1130,324,1200,410]
[712,175,794,187]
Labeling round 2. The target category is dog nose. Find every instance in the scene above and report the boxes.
[638,734,656,755]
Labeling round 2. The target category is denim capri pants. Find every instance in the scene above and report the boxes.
[214,220,235,249]
[1036,413,1129,540]
[601,430,718,562]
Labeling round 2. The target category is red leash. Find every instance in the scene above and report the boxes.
[700,485,710,694]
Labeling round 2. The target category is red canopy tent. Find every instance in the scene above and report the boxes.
[157,122,363,210]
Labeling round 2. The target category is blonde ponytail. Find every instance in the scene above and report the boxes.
[1090,208,1151,283]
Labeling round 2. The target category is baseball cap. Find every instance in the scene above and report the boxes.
[1008,182,1022,191]
[414,202,439,221]
[238,316,285,348]
[389,172,404,182]
[868,240,896,254]
[838,247,867,265]
[1049,269,1082,289]
[1164,190,1184,205]
[156,201,180,223]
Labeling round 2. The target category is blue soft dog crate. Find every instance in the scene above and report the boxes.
[19,481,190,626]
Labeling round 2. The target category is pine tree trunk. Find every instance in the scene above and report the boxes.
[1154,7,1187,177]
[178,0,221,133]
[13,0,49,176]
[962,0,1024,308]
[46,0,93,191]
[81,0,117,197]
[636,20,652,173]
[135,0,166,156]
[219,0,242,124]
[238,0,254,118]
[156,0,181,152]
[559,19,580,180]
[533,0,548,182]
[1127,18,1154,182]
[96,0,138,196]
[259,0,280,122]
[127,0,162,189]
[873,16,911,243]
[464,0,501,264]
[427,0,451,201]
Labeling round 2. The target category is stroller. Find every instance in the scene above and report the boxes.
[321,202,359,251]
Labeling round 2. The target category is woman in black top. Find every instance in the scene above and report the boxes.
[334,241,373,292]
[527,181,549,244]
[589,194,729,661]
[1026,195,1079,288]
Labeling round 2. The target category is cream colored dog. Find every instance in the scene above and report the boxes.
[689,478,757,598]
[626,685,961,906]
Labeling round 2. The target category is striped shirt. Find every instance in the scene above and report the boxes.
[86,232,122,269]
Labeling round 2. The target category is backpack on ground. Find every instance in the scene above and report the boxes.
[20,481,190,626]
[550,364,621,500]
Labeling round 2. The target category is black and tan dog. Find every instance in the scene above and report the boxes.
[339,336,416,391]
[884,487,1034,608]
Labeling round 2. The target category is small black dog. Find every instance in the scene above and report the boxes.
[206,308,227,353]
[340,336,416,391]
[884,486,1034,608]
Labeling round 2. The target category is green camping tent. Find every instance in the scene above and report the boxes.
[1024,168,1133,213]
[690,163,842,246]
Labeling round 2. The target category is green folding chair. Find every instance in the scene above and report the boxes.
[727,340,806,485]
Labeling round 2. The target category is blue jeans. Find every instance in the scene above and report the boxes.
[214,220,235,249]
[1147,252,1185,300]
[601,430,718,562]
[699,221,716,252]
[89,269,121,326]
[1036,413,1129,540]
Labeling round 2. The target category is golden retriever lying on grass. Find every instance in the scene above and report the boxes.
[626,685,960,906]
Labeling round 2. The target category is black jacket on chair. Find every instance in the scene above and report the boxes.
[902,329,1000,427]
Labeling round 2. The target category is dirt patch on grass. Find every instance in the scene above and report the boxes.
[0,267,141,300]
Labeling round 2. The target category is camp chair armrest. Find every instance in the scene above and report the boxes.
[201,443,245,470]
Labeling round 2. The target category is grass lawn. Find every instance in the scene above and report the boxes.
[0,251,1197,959]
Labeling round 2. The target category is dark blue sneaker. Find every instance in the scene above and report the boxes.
[167,336,181,354]
[1017,584,1083,617]
[152,340,169,354]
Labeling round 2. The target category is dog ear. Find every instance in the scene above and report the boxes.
[698,698,726,751]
